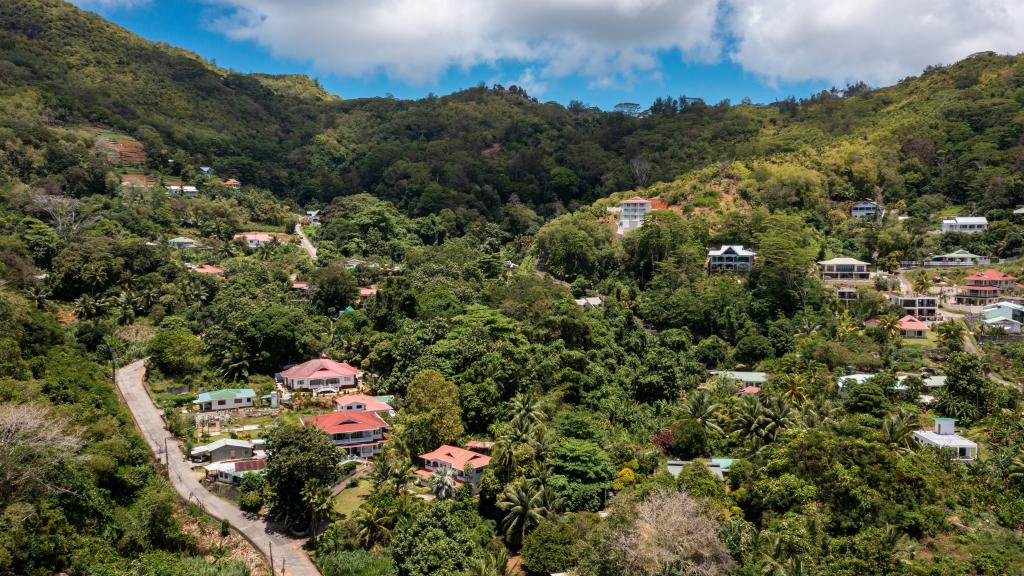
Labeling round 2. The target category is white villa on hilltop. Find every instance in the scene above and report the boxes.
[280,358,361,394]
[941,216,988,233]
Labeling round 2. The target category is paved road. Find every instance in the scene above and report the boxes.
[115,360,320,576]
[295,223,317,262]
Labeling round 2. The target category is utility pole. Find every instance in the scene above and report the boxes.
[164,437,169,477]
[269,541,274,574]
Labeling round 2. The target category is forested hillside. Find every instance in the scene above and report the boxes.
[3,2,1024,576]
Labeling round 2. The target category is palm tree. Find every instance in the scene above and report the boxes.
[28,283,49,310]
[430,467,457,500]
[301,479,333,544]
[497,482,547,548]
[910,270,931,295]
[775,372,808,404]
[353,503,393,548]
[877,312,902,344]
[683,391,723,436]
[508,390,545,426]
[73,294,100,319]
[464,548,513,576]
[933,320,965,352]
[882,411,918,453]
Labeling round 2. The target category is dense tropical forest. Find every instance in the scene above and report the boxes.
[3,1,1024,575]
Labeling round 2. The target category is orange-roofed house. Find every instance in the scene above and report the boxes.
[233,231,276,250]
[358,285,378,304]
[418,445,491,485]
[896,315,929,339]
[303,411,388,458]
[193,264,224,277]
[334,393,393,416]
[224,179,241,188]
[280,358,361,394]
[955,269,1020,306]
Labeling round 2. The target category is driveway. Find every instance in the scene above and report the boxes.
[295,223,317,262]
[115,360,320,576]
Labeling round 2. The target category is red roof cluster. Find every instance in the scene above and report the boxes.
[303,410,388,435]
[419,445,491,470]
[281,358,359,379]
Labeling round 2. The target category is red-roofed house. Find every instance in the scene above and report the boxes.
[358,286,378,304]
[956,269,1020,305]
[418,445,491,485]
[193,264,224,277]
[280,358,360,394]
[291,281,309,291]
[303,411,388,458]
[334,393,393,415]
[896,315,929,339]
[233,232,276,250]
[224,179,241,188]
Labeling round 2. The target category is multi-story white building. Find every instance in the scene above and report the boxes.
[616,196,652,235]
[707,245,756,272]
[889,294,939,320]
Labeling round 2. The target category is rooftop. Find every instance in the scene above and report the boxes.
[420,444,491,469]
[191,438,253,455]
[944,216,988,224]
[710,370,768,384]
[334,393,393,412]
[620,196,650,204]
[281,358,359,379]
[818,257,869,266]
[913,430,977,449]
[896,315,929,331]
[194,388,256,403]
[965,269,1017,282]
[303,410,389,435]
[708,245,756,257]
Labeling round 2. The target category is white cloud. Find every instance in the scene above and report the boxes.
[725,0,1024,86]
[205,0,1024,89]
[208,0,721,85]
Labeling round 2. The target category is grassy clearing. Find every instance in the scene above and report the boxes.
[332,479,372,517]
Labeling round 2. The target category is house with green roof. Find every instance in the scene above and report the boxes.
[168,236,199,249]
[193,388,256,412]
[925,249,990,267]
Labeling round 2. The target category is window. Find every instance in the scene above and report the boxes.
[218,400,226,406]
[234,399,242,404]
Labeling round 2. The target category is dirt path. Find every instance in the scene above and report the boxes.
[295,223,317,262]
[115,360,320,576]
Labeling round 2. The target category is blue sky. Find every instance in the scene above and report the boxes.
[75,0,1024,110]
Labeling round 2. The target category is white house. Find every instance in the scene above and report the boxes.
[280,358,360,393]
[984,301,1024,325]
[851,200,882,219]
[925,249,990,267]
[204,458,266,484]
[573,296,603,308]
[305,210,321,225]
[707,245,756,272]
[889,293,939,320]
[941,216,988,233]
[193,388,255,412]
[168,236,199,250]
[617,196,652,235]
[836,286,859,302]
[417,445,491,486]
[913,418,977,461]
[190,438,257,462]
[233,232,276,250]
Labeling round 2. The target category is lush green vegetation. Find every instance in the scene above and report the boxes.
[3,1,1024,575]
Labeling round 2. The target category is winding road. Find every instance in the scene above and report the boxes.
[115,360,320,576]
